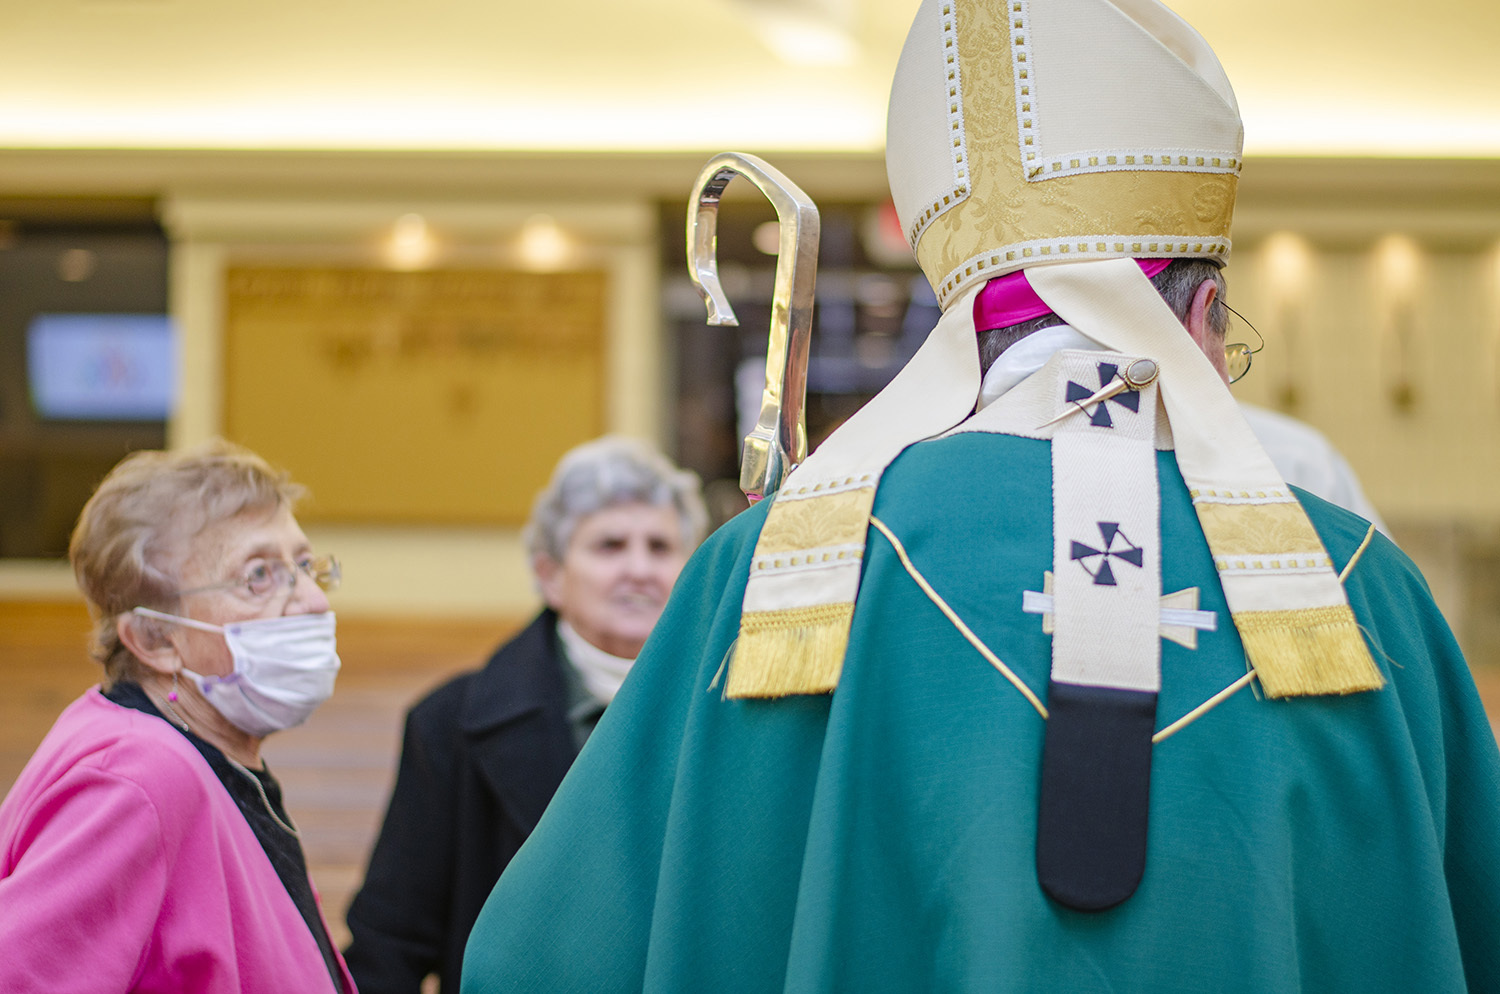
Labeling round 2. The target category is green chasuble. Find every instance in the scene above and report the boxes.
[462,432,1500,993]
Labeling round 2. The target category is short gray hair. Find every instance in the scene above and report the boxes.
[524,436,708,567]
[69,439,304,687]
[978,259,1228,373]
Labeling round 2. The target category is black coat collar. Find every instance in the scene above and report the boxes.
[455,609,578,836]
[458,608,567,737]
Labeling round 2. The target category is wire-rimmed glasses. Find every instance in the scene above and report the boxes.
[1217,300,1265,384]
[175,554,341,604]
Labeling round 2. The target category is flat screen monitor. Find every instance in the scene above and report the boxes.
[27,313,176,421]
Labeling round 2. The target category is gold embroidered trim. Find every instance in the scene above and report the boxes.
[752,544,864,573]
[932,235,1234,310]
[727,602,855,699]
[740,602,852,632]
[1025,153,1241,182]
[753,486,876,553]
[1195,500,1325,558]
[1212,556,1333,572]
[1191,488,1295,501]
[777,473,876,500]
[907,0,971,250]
[1232,605,1383,698]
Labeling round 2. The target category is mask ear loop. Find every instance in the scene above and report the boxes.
[132,606,225,634]
[128,607,195,730]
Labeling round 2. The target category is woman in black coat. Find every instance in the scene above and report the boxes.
[343,437,707,994]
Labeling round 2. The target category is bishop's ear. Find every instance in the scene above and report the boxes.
[116,611,182,677]
[1185,279,1230,384]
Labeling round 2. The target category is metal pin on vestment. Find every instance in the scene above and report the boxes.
[1036,357,1159,429]
[687,152,820,502]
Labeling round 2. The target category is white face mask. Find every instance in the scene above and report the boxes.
[133,607,340,737]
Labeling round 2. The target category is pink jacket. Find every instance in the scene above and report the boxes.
[0,689,356,993]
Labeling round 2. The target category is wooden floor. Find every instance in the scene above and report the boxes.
[3,599,1499,953]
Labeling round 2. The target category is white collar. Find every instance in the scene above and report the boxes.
[556,620,636,706]
[977,324,1103,411]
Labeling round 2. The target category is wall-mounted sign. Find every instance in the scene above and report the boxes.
[224,267,607,524]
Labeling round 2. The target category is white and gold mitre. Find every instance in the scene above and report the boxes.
[886,0,1243,309]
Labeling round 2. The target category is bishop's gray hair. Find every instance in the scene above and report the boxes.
[978,259,1228,374]
[524,436,708,567]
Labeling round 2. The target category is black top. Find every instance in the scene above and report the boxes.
[104,681,345,993]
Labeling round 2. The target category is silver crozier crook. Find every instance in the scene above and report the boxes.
[687,152,820,502]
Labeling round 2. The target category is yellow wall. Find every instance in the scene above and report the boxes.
[1227,233,1500,523]
[164,193,662,618]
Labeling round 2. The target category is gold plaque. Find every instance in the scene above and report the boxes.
[224,267,607,524]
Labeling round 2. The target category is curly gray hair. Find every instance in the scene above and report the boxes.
[524,436,708,568]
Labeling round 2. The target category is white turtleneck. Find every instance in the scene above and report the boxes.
[556,620,636,707]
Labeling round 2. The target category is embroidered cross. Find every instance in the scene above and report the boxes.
[1064,362,1141,428]
[1070,522,1144,586]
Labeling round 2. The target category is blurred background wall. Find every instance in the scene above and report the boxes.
[1,0,1498,948]
[4,154,1497,643]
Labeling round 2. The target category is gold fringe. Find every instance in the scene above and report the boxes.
[1233,605,1384,699]
[726,603,855,698]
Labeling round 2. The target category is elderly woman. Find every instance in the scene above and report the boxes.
[0,441,352,992]
[343,436,707,994]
